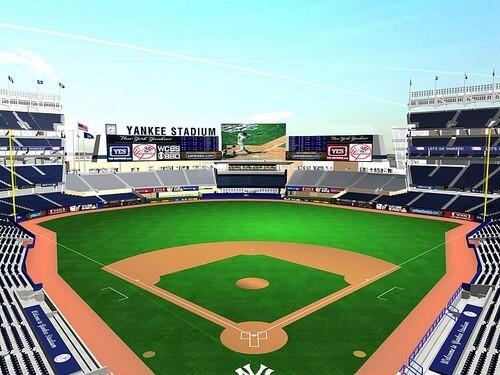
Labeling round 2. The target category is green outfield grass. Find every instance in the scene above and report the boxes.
[157,254,349,322]
[221,123,286,146]
[40,201,458,374]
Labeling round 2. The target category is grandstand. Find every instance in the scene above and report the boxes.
[0,218,106,374]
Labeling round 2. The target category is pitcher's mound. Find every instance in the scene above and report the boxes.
[236,277,269,289]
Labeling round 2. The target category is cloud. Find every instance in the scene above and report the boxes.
[247,111,295,123]
[0,48,58,80]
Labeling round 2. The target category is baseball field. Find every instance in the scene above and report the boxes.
[35,201,460,374]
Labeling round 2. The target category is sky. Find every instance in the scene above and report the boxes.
[0,0,499,151]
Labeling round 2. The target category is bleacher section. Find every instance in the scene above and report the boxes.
[67,169,217,192]
[286,170,405,192]
[0,111,62,131]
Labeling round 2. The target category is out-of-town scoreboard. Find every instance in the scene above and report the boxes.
[287,135,373,161]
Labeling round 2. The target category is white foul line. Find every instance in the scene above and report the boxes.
[377,286,405,301]
[100,286,128,301]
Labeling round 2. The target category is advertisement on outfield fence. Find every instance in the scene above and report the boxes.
[409,207,443,217]
[375,203,408,213]
[443,211,475,221]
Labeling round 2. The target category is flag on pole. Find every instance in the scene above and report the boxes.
[435,76,439,81]
[493,69,496,77]
[8,76,13,84]
[37,80,43,84]
[409,79,412,86]
[465,73,468,80]
[59,82,65,89]
[77,123,89,132]
[83,132,94,139]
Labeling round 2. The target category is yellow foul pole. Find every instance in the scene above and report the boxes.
[482,128,492,221]
[8,131,16,219]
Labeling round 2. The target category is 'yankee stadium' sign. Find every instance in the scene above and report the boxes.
[125,126,216,137]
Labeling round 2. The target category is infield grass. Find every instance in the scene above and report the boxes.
[40,201,458,374]
[157,254,349,322]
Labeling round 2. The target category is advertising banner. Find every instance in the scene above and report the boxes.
[429,304,483,375]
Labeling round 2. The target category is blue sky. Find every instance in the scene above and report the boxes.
[0,0,499,149]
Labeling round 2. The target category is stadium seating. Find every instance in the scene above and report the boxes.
[40,192,100,206]
[410,166,462,188]
[408,110,457,129]
[452,165,488,191]
[116,172,163,188]
[409,193,454,209]
[455,108,499,128]
[409,107,500,129]
[15,138,62,148]
[374,192,421,206]
[286,170,404,192]
[286,170,326,187]
[0,219,105,373]
[351,174,406,191]
[76,174,127,191]
[14,165,63,185]
[0,110,62,131]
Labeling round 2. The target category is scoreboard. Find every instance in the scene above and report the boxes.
[106,135,221,161]
[287,135,373,161]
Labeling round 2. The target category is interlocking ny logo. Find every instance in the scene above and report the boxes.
[235,363,275,375]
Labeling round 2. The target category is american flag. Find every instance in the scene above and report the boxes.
[77,123,88,132]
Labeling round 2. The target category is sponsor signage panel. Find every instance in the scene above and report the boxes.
[409,207,443,217]
[0,146,63,151]
[135,186,199,193]
[410,146,500,154]
[107,134,220,161]
[24,305,82,375]
[429,304,483,375]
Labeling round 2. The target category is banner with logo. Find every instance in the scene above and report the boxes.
[429,304,482,375]
[107,134,220,161]
[286,135,373,161]
[24,305,82,375]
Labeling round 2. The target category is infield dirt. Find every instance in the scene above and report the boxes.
[104,241,397,354]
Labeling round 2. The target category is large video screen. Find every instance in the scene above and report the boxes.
[287,135,373,161]
[106,135,221,161]
[221,123,286,160]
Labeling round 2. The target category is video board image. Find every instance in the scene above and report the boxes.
[221,123,286,160]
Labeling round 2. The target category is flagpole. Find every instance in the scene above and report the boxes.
[463,73,467,104]
[493,69,496,103]
[408,79,412,108]
[434,76,438,107]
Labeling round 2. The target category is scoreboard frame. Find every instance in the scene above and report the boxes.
[106,134,221,162]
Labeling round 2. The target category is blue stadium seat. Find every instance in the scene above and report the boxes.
[411,193,454,209]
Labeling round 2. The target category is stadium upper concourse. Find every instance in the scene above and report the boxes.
[0,81,499,375]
